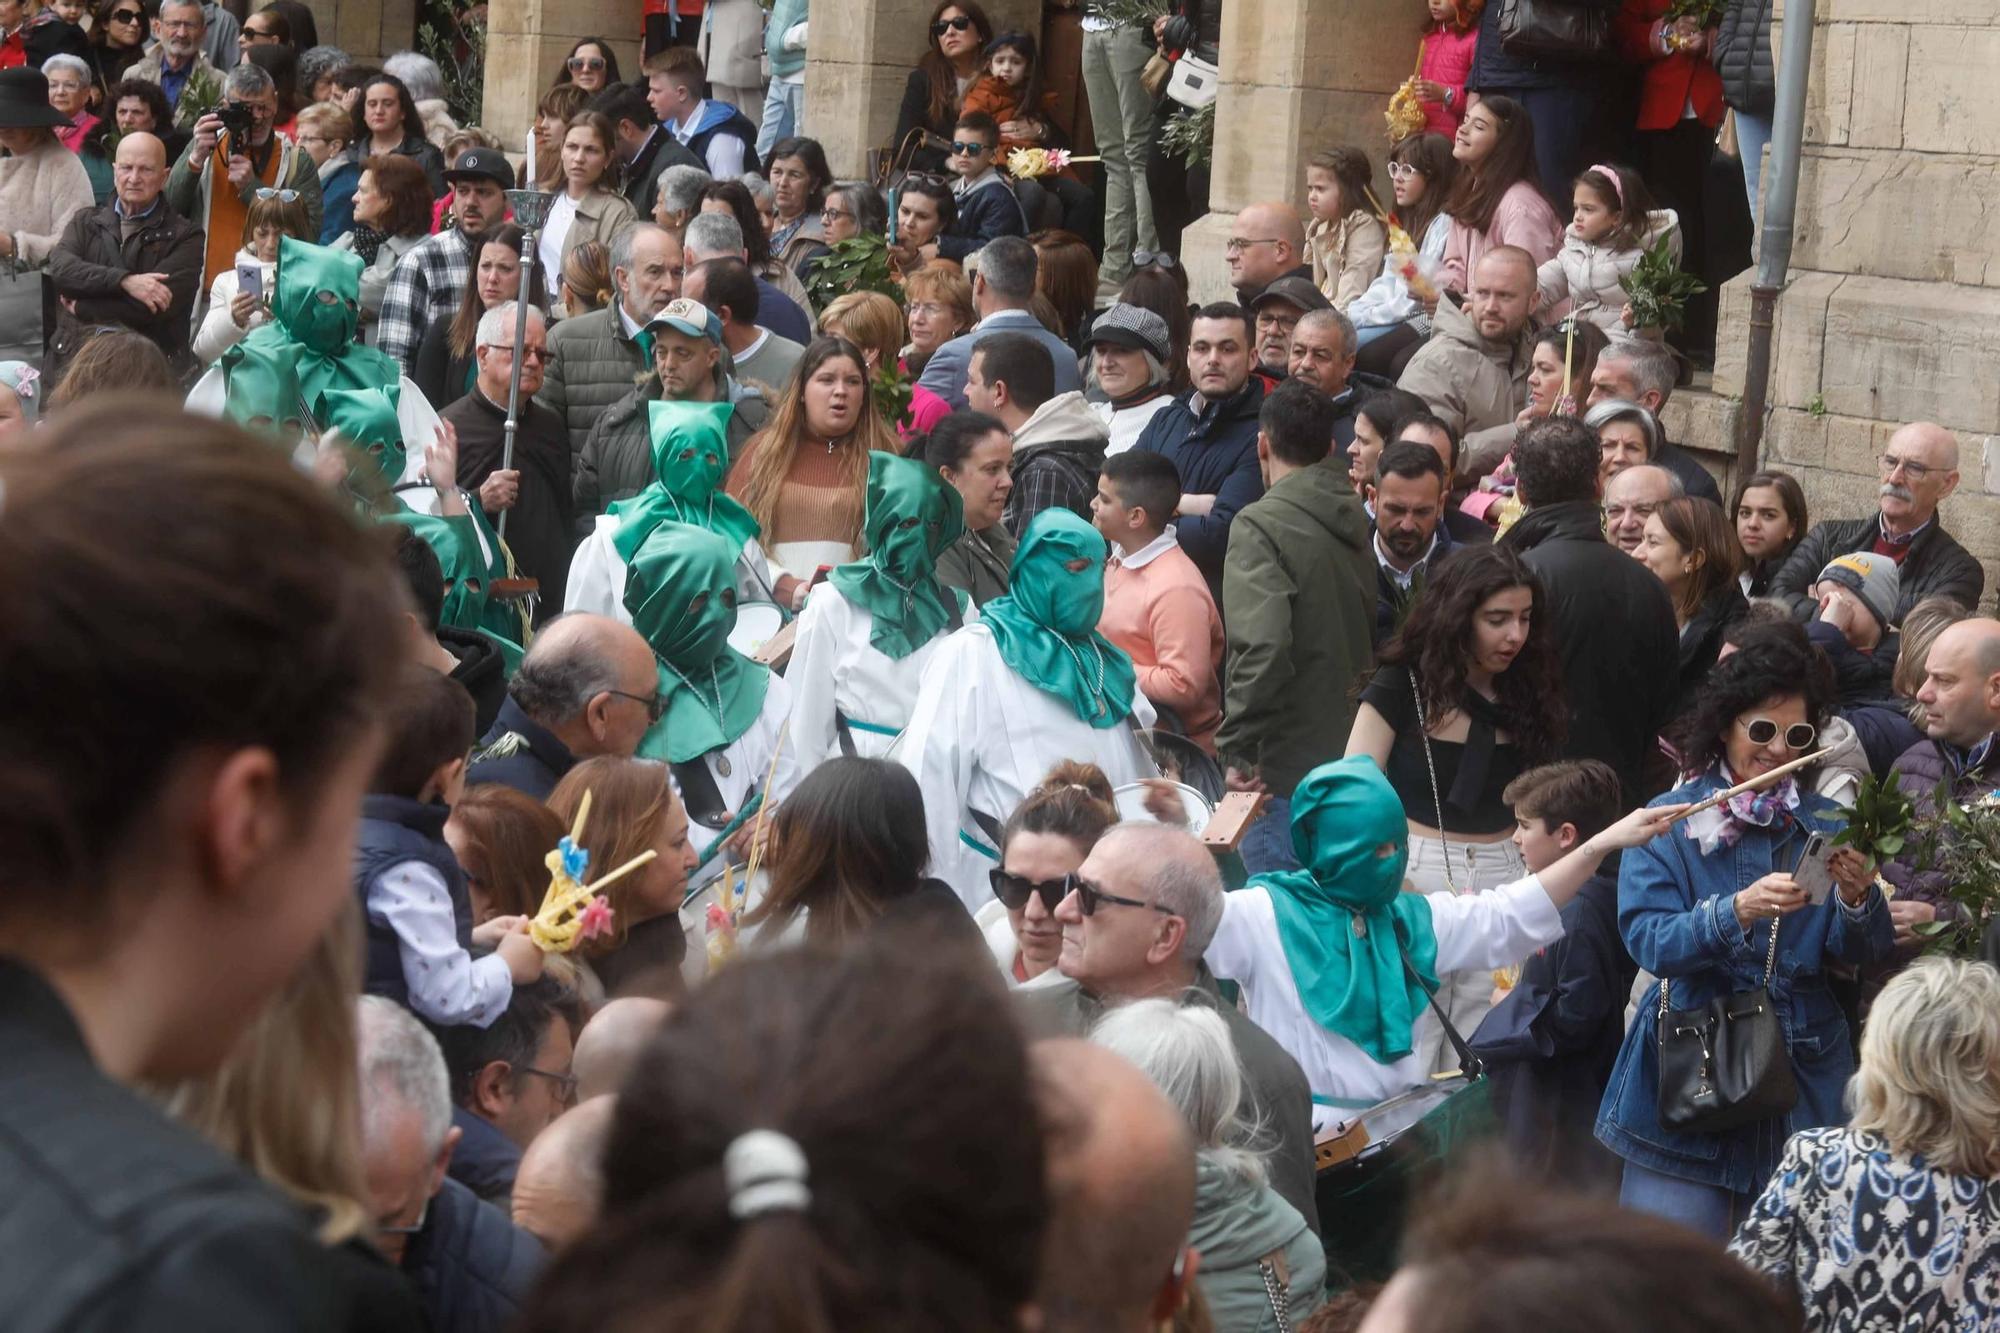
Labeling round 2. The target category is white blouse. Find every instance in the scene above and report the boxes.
[1206,876,1564,1133]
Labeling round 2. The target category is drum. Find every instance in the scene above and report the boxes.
[728,602,786,658]
[1113,780,1212,837]
[1136,729,1226,806]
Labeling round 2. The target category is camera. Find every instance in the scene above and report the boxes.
[214,99,256,146]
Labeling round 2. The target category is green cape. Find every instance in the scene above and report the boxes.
[625,521,771,763]
[609,399,760,561]
[828,451,965,660]
[1250,756,1440,1065]
[222,236,401,430]
[977,509,1136,728]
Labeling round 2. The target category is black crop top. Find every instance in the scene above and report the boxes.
[1359,667,1525,836]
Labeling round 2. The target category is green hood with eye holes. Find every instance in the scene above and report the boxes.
[317,384,405,487]
[606,399,759,562]
[625,520,770,763]
[827,451,965,660]
[223,236,402,423]
[386,506,527,665]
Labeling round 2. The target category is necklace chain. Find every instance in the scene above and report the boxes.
[1058,634,1108,719]
[662,656,725,728]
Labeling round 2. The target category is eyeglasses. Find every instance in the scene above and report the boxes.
[254,187,299,202]
[988,868,1070,914]
[377,1197,430,1238]
[1737,717,1818,751]
[1225,236,1281,253]
[109,7,143,20]
[519,1064,579,1102]
[931,15,974,35]
[605,687,666,721]
[1879,453,1936,482]
[819,207,854,224]
[1386,162,1425,181]
[567,55,605,71]
[949,141,989,156]
[1071,872,1174,918]
[159,17,197,31]
[241,24,277,39]
[484,343,549,363]
[1132,250,1177,271]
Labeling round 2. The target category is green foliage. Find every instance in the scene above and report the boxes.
[1160,102,1214,170]
[805,235,903,315]
[418,0,486,126]
[1624,236,1708,332]
[1084,0,1172,27]
[1665,0,1725,25]
[873,366,915,435]
[174,64,222,131]
[1831,773,1914,863]
[1896,779,2000,959]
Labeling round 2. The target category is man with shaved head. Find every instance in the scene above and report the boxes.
[1226,201,1310,307]
[1016,822,1318,1234]
[467,613,662,798]
[1030,1039,1199,1332]
[1770,422,1983,621]
[570,996,672,1101]
[1880,619,2000,966]
[47,130,204,376]
[512,1095,616,1249]
[1397,246,1540,481]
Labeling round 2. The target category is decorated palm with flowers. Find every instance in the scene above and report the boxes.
[1005,146,1101,181]
[1384,220,1439,306]
[528,790,656,953]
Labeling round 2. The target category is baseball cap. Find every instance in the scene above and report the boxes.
[1816,552,1900,632]
[1087,303,1172,363]
[1250,275,1332,315]
[644,297,723,346]
[443,147,513,189]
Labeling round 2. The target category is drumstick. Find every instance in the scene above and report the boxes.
[1678,749,1831,821]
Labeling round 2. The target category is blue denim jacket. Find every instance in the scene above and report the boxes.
[1595,770,1894,1195]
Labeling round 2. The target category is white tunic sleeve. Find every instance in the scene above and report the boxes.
[564,515,629,620]
[1427,874,1565,972]
[784,582,847,775]
[893,627,990,896]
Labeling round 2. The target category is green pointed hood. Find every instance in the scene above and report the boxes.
[977,509,1136,727]
[625,521,770,762]
[608,399,758,561]
[229,236,402,411]
[318,384,405,486]
[828,451,964,660]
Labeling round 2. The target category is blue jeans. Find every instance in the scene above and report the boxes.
[1618,1159,1743,1240]
[1735,110,1772,223]
[757,79,804,159]
[1239,796,1300,877]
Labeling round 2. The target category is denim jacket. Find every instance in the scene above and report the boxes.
[1595,770,1894,1195]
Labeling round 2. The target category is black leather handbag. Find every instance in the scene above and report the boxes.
[1656,920,1799,1135]
[1497,0,1613,62]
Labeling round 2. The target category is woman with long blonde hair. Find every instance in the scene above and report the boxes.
[725,335,903,610]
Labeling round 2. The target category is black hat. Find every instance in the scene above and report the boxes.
[442,146,513,189]
[1250,275,1332,315]
[0,68,74,130]
[1086,302,1172,363]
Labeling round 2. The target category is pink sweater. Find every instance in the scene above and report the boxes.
[1419,26,1479,138]
[1099,540,1224,752]
[1441,179,1564,295]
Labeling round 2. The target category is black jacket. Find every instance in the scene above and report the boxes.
[47,197,205,377]
[1467,0,1620,92]
[444,387,575,620]
[441,625,507,735]
[1714,0,1777,115]
[1503,500,1680,804]
[0,959,427,1333]
[1132,377,1267,601]
[622,124,704,214]
[1676,578,1748,702]
[1768,515,1985,624]
[447,1106,522,1208]
[893,67,955,175]
[402,1176,544,1333]
[468,696,577,800]
[1656,439,1722,506]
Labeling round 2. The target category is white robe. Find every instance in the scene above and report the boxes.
[785,580,976,774]
[891,623,1159,911]
[1205,876,1565,1134]
[185,367,443,473]
[674,671,801,863]
[565,512,782,625]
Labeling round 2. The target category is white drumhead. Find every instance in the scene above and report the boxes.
[1112,780,1211,837]
[728,602,786,657]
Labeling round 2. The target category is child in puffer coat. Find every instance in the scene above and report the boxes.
[1534,162,1680,342]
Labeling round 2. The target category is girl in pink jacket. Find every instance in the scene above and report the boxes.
[1413,0,1483,139]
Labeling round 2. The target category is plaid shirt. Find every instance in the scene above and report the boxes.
[376,227,475,376]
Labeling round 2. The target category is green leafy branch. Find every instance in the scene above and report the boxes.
[1160,102,1214,170]
[1893,778,2000,958]
[1831,773,1914,864]
[1664,0,1724,26]
[804,234,903,315]
[418,0,486,126]
[1624,236,1707,332]
[1084,0,1171,27]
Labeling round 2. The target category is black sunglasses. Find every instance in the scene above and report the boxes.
[949,141,989,156]
[1073,873,1173,918]
[989,868,1068,914]
[110,7,143,19]
[931,15,973,35]
[607,687,667,723]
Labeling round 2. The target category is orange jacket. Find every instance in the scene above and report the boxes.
[958,74,1060,153]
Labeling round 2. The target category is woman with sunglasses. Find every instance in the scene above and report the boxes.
[976,761,1118,987]
[895,0,992,176]
[1598,628,1892,1240]
[90,0,151,91]
[897,508,1160,909]
[552,36,617,95]
[350,72,444,197]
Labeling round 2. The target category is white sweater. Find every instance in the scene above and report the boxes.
[0,137,95,265]
[193,248,276,364]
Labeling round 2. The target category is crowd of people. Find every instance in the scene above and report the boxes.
[5,0,2000,1331]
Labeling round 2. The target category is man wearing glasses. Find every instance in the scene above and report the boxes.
[439,979,577,1209]
[468,613,663,801]
[1767,422,1982,623]
[1014,821,1321,1239]
[442,301,574,616]
[1224,200,1310,307]
[165,59,321,289]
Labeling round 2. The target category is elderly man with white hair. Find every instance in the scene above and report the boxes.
[356,996,544,1333]
[438,300,573,613]
[1768,422,1984,622]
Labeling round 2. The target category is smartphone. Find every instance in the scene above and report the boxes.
[1794,832,1835,905]
[236,262,263,300]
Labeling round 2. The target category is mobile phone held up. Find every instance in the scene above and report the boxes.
[236,263,263,300]
[1794,832,1835,906]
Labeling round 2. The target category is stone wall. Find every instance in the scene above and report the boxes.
[480,0,642,154]
[296,0,417,64]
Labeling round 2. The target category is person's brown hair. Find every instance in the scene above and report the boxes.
[1027,229,1098,343]
[1893,596,1969,716]
[562,239,614,315]
[547,756,676,955]
[918,0,994,130]
[1500,759,1620,844]
[535,83,589,190]
[370,665,475,799]
[1388,131,1458,246]
[0,401,403,930]
[1308,144,1377,222]
[1729,469,1809,572]
[742,757,931,944]
[819,289,904,374]
[513,942,1047,1333]
[449,222,545,360]
[1393,1152,1800,1333]
[903,265,976,338]
[449,783,567,922]
[240,190,313,248]
[562,109,623,192]
[46,329,172,411]
[999,760,1118,860]
[730,336,902,551]
[1439,95,1540,236]
[360,151,434,239]
[1651,496,1739,624]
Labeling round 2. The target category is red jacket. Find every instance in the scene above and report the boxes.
[1615,0,1725,132]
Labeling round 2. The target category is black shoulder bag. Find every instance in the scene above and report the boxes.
[1655,919,1799,1134]
[1496,0,1613,62]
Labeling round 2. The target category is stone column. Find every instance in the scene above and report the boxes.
[317,0,418,63]
[804,0,1040,180]
[1179,0,1414,303]
[481,0,643,157]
